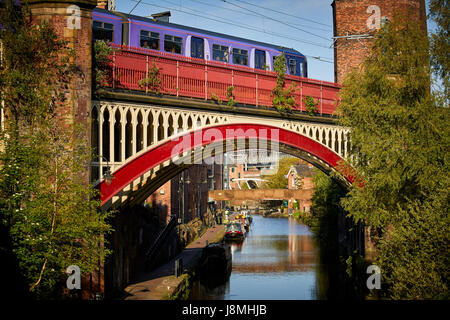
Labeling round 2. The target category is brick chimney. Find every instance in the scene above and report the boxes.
[332,0,427,84]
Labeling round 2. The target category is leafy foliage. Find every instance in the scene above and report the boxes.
[138,61,162,94]
[0,3,112,298]
[429,0,449,105]
[210,92,222,104]
[303,95,319,116]
[93,40,114,90]
[336,15,449,299]
[308,170,343,249]
[262,157,298,189]
[271,54,298,112]
[226,86,236,108]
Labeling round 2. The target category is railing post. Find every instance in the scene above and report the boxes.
[300,81,303,112]
[256,74,258,107]
[232,69,234,87]
[146,55,149,94]
[176,60,179,97]
[112,50,116,89]
[205,63,208,100]
[320,83,323,115]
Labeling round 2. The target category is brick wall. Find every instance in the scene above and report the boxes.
[332,0,427,84]
[25,0,98,299]
[146,163,224,225]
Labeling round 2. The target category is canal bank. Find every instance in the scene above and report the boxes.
[122,223,226,300]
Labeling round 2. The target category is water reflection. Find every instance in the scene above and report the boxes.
[190,215,322,300]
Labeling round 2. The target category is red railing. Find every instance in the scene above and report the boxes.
[104,44,341,115]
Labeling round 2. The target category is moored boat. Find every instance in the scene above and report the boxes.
[224,222,245,241]
[198,242,232,279]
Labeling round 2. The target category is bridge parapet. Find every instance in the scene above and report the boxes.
[101,44,341,115]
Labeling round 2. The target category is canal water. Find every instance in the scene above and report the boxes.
[189,214,333,300]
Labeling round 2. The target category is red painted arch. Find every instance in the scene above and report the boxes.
[98,123,350,207]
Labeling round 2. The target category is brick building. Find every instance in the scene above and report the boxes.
[286,161,316,213]
[227,163,262,189]
[332,0,427,84]
[146,162,224,225]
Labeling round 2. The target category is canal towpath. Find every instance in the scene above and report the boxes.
[122,222,227,300]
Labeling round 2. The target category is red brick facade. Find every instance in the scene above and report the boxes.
[286,161,316,213]
[332,0,427,84]
[227,164,262,190]
[25,0,98,299]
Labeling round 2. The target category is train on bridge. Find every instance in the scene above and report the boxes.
[91,7,340,115]
[92,7,308,77]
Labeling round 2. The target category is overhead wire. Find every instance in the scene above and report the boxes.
[128,0,142,14]
[127,0,334,63]
[185,0,331,33]
[221,0,331,42]
[230,0,332,27]
[130,0,331,49]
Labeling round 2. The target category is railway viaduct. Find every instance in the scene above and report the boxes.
[12,0,426,299]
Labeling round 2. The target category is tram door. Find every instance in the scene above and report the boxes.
[191,37,204,59]
[254,49,266,70]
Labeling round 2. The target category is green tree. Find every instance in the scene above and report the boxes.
[429,0,449,105]
[309,170,343,235]
[262,156,298,189]
[336,14,449,299]
[271,54,298,112]
[226,86,236,108]
[303,95,319,116]
[0,3,111,298]
[93,40,114,91]
[138,61,162,94]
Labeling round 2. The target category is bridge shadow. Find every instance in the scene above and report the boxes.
[118,246,204,299]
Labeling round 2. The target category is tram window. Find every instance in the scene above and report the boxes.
[140,30,159,50]
[232,48,248,66]
[213,44,229,62]
[288,59,297,75]
[93,21,114,42]
[164,34,183,54]
[255,49,266,70]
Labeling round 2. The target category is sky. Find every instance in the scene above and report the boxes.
[115,0,436,83]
